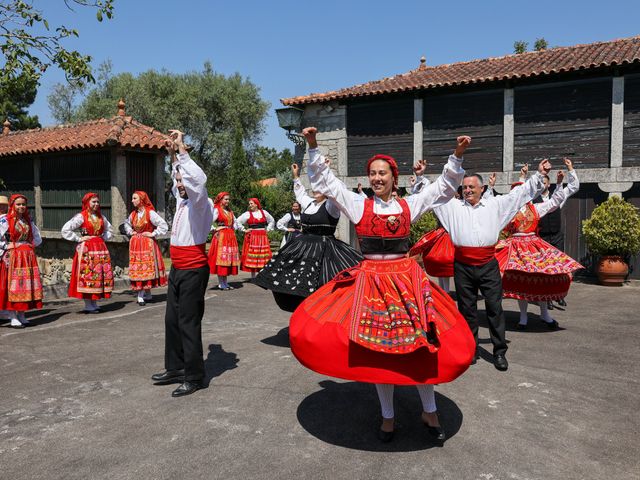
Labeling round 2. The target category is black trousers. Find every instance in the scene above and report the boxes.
[540,231,564,251]
[453,258,507,356]
[164,265,210,382]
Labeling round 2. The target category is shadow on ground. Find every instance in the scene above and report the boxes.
[296,380,463,452]
[204,343,239,386]
[261,327,290,348]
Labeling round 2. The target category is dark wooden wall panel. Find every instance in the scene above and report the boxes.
[0,156,35,216]
[623,76,640,167]
[514,79,612,169]
[347,97,414,176]
[126,152,156,206]
[623,182,640,279]
[423,90,503,173]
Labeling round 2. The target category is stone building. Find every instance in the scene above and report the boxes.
[0,100,171,288]
[281,35,640,278]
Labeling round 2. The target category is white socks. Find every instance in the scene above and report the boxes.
[375,384,437,419]
[84,299,99,311]
[437,277,450,293]
[539,302,555,323]
[251,272,257,279]
[518,300,529,325]
[218,276,228,289]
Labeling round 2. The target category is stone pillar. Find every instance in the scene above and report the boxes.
[503,88,515,172]
[610,76,625,168]
[33,156,43,228]
[154,152,167,218]
[413,98,424,162]
[110,149,128,237]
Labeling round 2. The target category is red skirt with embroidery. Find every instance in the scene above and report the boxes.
[128,234,167,290]
[68,237,114,300]
[241,229,272,272]
[0,244,43,311]
[410,228,454,278]
[209,228,240,276]
[496,233,583,302]
[289,257,475,385]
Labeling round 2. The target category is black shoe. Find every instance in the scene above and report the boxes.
[494,354,509,371]
[424,423,446,441]
[546,302,554,310]
[378,428,394,443]
[516,323,527,331]
[171,381,203,397]
[471,352,480,365]
[151,369,184,384]
[543,319,560,330]
[556,299,567,307]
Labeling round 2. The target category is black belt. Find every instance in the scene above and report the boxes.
[359,236,410,255]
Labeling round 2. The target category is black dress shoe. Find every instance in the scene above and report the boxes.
[171,381,203,397]
[556,298,567,307]
[424,423,446,441]
[516,323,527,331]
[546,302,554,310]
[494,354,509,371]
[151,369,184,383]
[378,429,394,443]
[543,319,560,330]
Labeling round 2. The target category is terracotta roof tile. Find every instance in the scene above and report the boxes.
[282,36,640,105]
[0,115,171,157]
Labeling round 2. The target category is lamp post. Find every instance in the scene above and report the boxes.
[275,107,305,147]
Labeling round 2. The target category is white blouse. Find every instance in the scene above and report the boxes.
[61,213,113,242]
[0,217,42,253]
[293,178,341,218]
[276,212,301,232]
[235,210,275,232]
[123,209,169,237]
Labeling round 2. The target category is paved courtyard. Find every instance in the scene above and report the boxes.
[1,274,638,480]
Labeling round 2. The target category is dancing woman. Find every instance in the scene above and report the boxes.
[124,191,168,305]
[208,192,241,290]
[495,159,582,329]
[256,163,362,312]
[235,198,275,279]
[0,195,43,328]
[290,127,475,442]
[62,192,114,313]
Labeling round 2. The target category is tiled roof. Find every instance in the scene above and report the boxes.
[0,115,171,157]
[282,36,640,106]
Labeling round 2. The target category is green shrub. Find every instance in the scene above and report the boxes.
[410,211,438,244]
[582,196,640,256]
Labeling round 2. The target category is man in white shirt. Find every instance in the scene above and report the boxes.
[434,160,551,371]
[151,130,213,397]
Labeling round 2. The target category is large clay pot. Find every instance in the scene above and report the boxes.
[596,256,629,286]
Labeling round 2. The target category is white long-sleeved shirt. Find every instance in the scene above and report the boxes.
[277,212,301,232]
[123,209,168,237]
[435,172,545,247]
[235,210,275,232]
[61,213,113,242]
[536,170,580,218]
[170,152,213,246]
[307,148,464,225]
[0,217,42,254]
[293,178,341,218]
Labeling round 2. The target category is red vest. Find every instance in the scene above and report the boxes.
[354,198,411,254]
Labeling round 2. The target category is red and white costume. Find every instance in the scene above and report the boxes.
[208,193,240,277]
[124,191,168,292]
[0,195,43,325]
[236,199,274,273]
[62,193,113,307]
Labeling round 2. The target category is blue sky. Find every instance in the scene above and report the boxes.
[26,0,640,151]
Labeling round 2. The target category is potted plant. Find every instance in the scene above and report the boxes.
[582,196,640,286]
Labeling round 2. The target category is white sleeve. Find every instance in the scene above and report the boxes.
[307,148,366,223]
[61,213,84,242]
[277,213,292,232]
[149,210,168,236]
[495,172,545,230]
[412,175,431,194]
[325,199,341,219]
[293,179,314,210]
[0,216,8,249]
[102,216,113,241]
[265,211,275,231]
[560,170,580,208]
[405,155,465,223]
[357,190,368,199]
[123,214,135,236]
[211,207,219,228]
[173,153,209,211]
[235,212,249,232]
[31,222,42,247]
[482,188,495,199]
[535,170,580,218]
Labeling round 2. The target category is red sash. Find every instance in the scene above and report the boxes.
[454,245,496,266]
[170,244,207,270]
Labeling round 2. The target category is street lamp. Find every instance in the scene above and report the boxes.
[275,106,305,147]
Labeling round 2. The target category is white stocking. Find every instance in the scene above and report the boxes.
[518,300,529,325]
[416,384,437,413]
[375,384,395,419]
[539,302,554,323]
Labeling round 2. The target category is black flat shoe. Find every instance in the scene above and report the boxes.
[424,423,446,441]
[556,299,567,307]
[546,302,554,310]
[494,354,509,371]
[151,369,184,384]
[378,429,394,443]
[516,323,527,331]
[172,381,203,397]
[471,352,480,365]
[543,319,560,329]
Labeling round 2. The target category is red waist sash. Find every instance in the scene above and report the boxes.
[454,245,496,266]
[170,244,207,270]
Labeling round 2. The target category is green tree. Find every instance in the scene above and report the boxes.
[534,38,549,51]
[513,40,528,54]
[0,0,114,85]
[226,126,256,214]
[253,146,294,179]
[0,72,39,129]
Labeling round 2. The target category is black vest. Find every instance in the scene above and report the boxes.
[301,202,339,236]
[286,213,302,231]
[533,189,562,235]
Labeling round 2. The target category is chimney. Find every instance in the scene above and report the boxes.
[418,56,427,71]
[117,99,126,116]
[2,119,10,135]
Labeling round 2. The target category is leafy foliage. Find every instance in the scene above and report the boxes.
[0,0,114,85]
[410,211,438,244]
[534,38,549,51]
[582,196,640,256]
[252,146,293,179]
[0,72,39,129]
[513,40,528,54]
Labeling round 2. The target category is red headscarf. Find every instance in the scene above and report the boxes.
[82,192,102,217]
[367,154,399,191]
[130,190,155,224]
[214,191,231,207]
[248,197,262,210]
[7,194,33,243]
